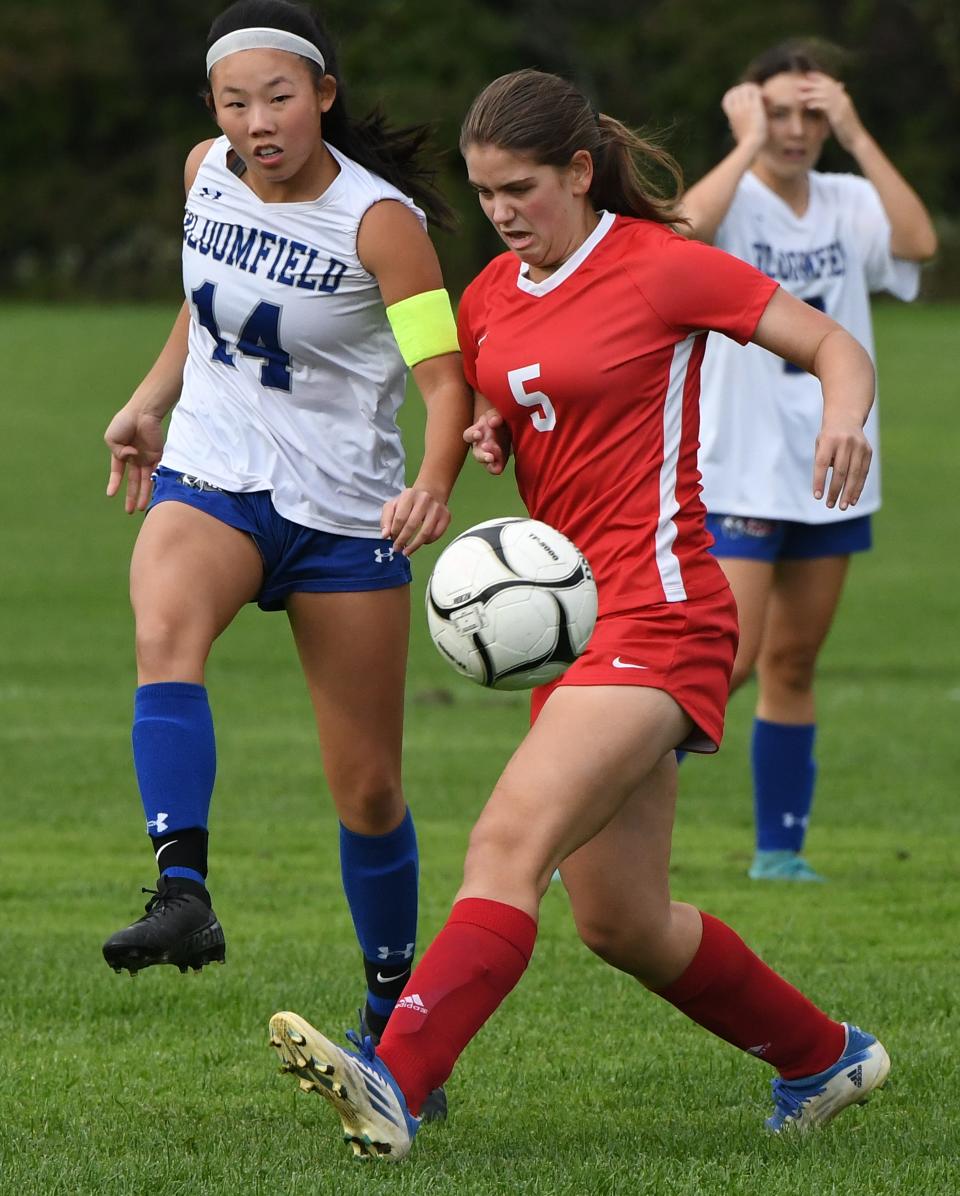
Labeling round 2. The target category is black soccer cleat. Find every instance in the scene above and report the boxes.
[102,875,225,975]
[359,1004,448,1123]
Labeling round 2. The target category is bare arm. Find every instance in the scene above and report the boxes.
[800,74,937,261]
[104,140,215,512]
[103,302,190,511]
[358,199,473,555]
[125,302,190,421]
[752,288,875,510]
[114,141,212,425]
[681,84,767,243]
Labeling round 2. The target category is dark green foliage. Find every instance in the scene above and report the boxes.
[2,0,958,298]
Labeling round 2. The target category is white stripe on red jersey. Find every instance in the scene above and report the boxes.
[657,336,696,602]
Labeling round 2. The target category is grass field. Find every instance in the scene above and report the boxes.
[0,302,958,1194]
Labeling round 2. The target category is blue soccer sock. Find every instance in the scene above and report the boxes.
[132,682,216,887]
[751,718,816,853]
[340,807,419,1035]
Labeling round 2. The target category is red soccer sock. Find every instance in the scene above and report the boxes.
[656,912,846,1079]
[376,897,537,1115]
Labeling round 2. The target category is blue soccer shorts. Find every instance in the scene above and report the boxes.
[705,512,872,562]
[150,467,412,610]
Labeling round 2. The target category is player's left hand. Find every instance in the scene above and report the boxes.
[813,421,872,510]
[465,409,511,475]
[381,486,451,556]
[799,73,866,153]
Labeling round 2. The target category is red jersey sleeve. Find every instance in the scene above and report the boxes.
[633,230,779,345]
[456,279,481,391]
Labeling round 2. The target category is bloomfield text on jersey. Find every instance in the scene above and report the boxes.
[184,207,347,292]
[751,239,847,285]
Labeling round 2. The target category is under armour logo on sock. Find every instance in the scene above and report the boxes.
[147,812,169,834]
[377,942,415,961]
[846,1064,863,1088]
[782,813,809,829]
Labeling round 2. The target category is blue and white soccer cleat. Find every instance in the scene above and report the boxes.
[766,1023,890,1133]
[356,1005,448,1124]
[269,1010,419,1161]
[749,850,826,882]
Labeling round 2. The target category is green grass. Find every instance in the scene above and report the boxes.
[0,302,958,1194]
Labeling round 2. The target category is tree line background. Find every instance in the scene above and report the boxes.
[3,0,958,301]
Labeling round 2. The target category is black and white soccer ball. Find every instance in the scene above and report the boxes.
[426,517,598,690]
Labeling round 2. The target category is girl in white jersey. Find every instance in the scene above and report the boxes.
[266,69,890,1161]
[682,40,937,882]
[100,1,470,1108]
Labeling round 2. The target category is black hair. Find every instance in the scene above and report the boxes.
[460,69,685,226]
[742,38,848,85]
[205,0,454,229]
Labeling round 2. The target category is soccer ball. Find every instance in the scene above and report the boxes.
[426,517,598,690]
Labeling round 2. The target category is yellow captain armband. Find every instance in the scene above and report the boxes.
[386,288,459,367]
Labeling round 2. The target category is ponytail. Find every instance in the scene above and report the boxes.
[592,114,685,225]
[461,69,685,227]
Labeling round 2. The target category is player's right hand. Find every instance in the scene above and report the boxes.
[104,408,165,514]
[464,409,511,476]
[813,419,872,511]
[798,72,865,153]
[722,83,767,152]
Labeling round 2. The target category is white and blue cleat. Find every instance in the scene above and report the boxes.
[269,1010,419,1161]
[766,1023,890,1132]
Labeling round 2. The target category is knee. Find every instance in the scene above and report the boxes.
[461,809,547,891]
[761,642,818,695]
[464,814,526,873]
[134,614,208,677]
[574,906,667,978]
[333,771,404,835]
[575,911,628,965]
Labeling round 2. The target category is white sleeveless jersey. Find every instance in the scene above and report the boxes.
[698,170,919,523]
[162,137,425,535]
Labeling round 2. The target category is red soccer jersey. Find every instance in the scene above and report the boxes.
[457,212,779,614]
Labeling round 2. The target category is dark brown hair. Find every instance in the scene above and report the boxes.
[459,69,685,226]
[742,38,847,85]
[205,0,454,229]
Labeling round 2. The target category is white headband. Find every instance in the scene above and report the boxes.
[206,27,326,76]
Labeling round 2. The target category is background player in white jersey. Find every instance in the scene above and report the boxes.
[682,39,937,882]
[266,69,890,1161]
[100,0,470,1108]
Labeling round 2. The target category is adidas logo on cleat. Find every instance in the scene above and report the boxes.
[396,993,428,1014]
[846,1064,863,1088]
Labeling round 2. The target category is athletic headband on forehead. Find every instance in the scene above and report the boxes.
[206,27,326,76]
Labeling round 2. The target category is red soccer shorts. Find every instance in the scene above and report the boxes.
[530,585,739,753]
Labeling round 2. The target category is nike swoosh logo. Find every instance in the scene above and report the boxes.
[478,332,488,345]
[154,840,179,861]
[376,970,409,984]
[612,657,649,669]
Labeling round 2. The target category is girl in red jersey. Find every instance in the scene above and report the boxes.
[268,69,888,1160]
